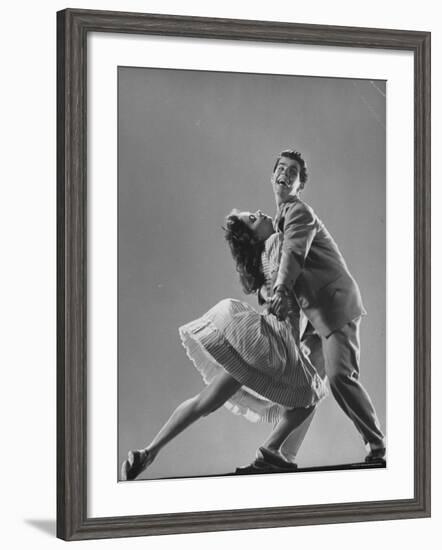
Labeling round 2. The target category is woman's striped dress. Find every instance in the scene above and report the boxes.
[179,233,327,423]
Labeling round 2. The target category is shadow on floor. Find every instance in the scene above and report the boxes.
[24,519,56,537]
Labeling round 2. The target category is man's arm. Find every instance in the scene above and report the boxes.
[269,201,317,320]
[274,200,317,290]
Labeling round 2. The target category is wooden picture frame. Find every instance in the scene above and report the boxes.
[57,8,431,541]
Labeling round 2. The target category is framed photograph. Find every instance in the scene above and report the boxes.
[57,8,431,541]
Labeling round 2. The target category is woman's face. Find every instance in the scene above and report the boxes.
[238,210,274,242]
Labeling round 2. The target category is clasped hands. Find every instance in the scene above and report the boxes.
[267,286,290,321]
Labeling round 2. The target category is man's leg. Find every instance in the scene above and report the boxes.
[322,318,385,455]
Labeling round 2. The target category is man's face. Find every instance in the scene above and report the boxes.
[271,156,302,203]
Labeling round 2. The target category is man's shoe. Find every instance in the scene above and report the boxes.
[365,447,386,465]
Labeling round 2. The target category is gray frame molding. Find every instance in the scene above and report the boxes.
[57,8,431,541]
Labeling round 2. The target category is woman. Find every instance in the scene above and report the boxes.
[121,209,327,481]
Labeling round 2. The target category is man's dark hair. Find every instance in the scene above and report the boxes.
[273,150,308,189]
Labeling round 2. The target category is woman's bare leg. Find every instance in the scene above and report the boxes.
[279,408,316,461]
[146,371,241,458]
[123,371,242,479]
[262,406,315,456]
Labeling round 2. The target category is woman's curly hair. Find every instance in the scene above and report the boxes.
[223,209,265,294]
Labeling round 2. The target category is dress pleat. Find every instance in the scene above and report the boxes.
[179,233,327,423]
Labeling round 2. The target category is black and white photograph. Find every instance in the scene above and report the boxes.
[1,0,436,546]
[118,67,387,481]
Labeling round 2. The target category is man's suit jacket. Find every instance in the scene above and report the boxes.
[273,196,366,338]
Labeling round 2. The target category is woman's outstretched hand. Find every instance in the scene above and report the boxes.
[268,288,289,321]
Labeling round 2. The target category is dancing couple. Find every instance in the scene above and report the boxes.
[121,149,386,481]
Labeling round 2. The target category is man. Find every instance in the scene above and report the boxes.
[268,149,385,463]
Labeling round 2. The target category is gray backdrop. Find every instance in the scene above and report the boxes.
[118,67,386,480]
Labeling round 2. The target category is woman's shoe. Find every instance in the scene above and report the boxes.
[253,446,298,472]
[121,449,152,481]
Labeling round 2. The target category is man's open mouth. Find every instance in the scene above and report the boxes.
[277,179,289,187]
